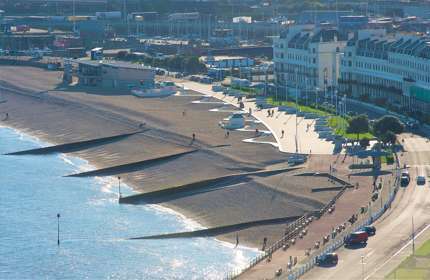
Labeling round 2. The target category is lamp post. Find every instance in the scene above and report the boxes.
[57,213,60,246]
[118,176,122,199]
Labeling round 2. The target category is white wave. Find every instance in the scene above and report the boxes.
[146,204,204,231]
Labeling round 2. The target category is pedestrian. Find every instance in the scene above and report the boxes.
[182,110,186,116]
[255,128,259,136]
[281,130,285,138]
[248,107,252,116]
[267,110,270,117]
[192,133,195,141]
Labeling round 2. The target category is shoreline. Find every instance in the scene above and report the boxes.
[0,124,261,254]
[0,65,346,250]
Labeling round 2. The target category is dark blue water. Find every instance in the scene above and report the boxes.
[0,127,257,280]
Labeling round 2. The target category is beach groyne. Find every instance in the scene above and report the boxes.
[129,216,301,240]
[4,130,143,155]
[119,167,300,204]
[65,149,198,177]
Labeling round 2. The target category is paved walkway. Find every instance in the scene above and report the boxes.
[179,82,337,155]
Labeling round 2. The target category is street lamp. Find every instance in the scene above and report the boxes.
[57,213,60,246]
[118,176,122,199]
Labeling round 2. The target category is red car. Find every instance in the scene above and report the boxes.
[345,231,368,245]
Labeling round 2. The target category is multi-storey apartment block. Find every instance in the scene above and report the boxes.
[339,29,430,118]
[273,24,347,97]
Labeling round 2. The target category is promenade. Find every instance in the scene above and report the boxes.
[180,81,337,155]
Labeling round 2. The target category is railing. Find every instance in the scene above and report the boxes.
[280,156,401,280]
[224,213,312,280]
[225,155,401,280]
[224,174,352,280]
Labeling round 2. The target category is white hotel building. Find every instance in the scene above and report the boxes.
[339,29,430,118]
[273,24,347,97]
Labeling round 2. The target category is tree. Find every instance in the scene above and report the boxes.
[347,114,370,141]
[380,131,397,145]
[373,115,404,146]
[373,115,405,136]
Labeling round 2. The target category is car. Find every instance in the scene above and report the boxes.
[316,253,338,266]
[363,225,376,236]
[345,231,368,246]
[417,175,426,185]
[401,175,410,187]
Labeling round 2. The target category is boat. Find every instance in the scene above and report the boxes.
[132,81,177,98]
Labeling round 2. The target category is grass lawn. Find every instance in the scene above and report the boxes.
[266,97,330,116]
[266,98,375,140]
[386,239,430,279]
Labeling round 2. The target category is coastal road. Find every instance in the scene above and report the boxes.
[301,134,430,280]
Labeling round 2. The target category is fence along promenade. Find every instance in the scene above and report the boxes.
[225,157,401,280]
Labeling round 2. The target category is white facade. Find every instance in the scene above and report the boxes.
[273,24,347,96]
[202,55,254,68]
[339,29,430,116]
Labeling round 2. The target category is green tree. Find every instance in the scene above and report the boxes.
[380,131,397,145]
[347,114,370,141]
[373,115,404,145]
[373,115,404,136]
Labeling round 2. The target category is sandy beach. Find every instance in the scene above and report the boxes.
[0,65,372,249]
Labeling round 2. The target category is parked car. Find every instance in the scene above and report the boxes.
[417,175,426,185]
[363,225,376,236]
[316,253,338,266]
[345,231,368,246]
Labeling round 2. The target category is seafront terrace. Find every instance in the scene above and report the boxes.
[179,81,338,155]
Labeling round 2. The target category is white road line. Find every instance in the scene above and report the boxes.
[364,223,430,280]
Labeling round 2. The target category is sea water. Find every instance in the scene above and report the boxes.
[0,127,258,280]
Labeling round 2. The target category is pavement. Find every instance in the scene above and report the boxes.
[300,133,430,280]
[179,81,337,155]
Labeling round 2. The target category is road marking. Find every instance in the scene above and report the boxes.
[364,223,430,280]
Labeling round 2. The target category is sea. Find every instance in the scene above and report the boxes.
[0,126,258,280]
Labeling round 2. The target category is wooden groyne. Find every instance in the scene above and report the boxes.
[119,167,300,204]
[65,149,198,177]
[4,130,143,155]
[128,216,301,240]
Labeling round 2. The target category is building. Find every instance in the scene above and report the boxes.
[273,24,347,96]
[339,29,430,118]
[76,60,154,90]
[202,55,254,68]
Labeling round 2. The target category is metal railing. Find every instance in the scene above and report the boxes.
[281,158,401,280]
[224,214,312,280]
